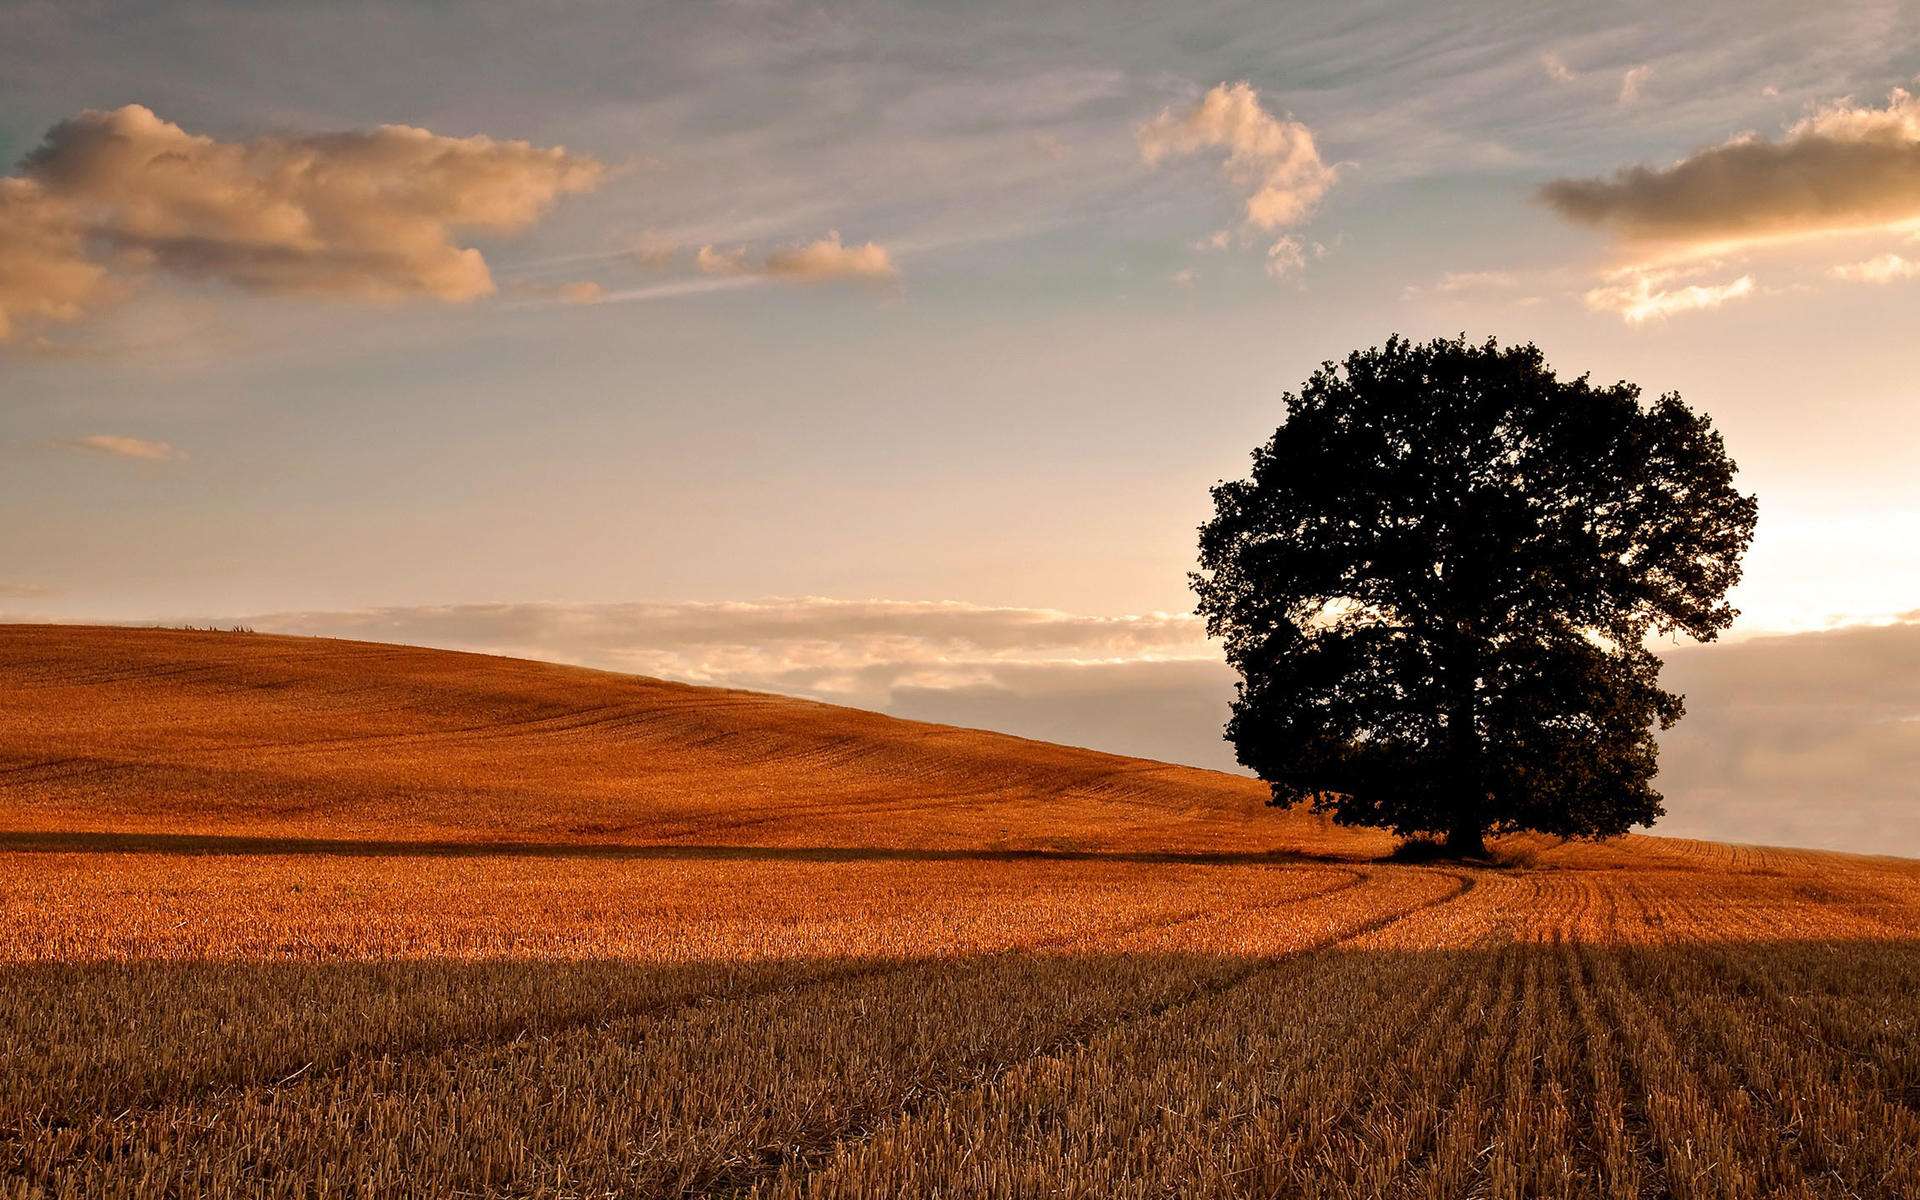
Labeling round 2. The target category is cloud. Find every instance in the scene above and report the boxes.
[1403,270,1522,299]
[223,597,1211,712]
[1656,616,1920,856]
[0,104,603,339]
[591,276,762,306]
[1829,252,1920,283]
[694,244,749,275]
[623,232,679,269]
[58,434,182,460]
[520,279,607,305]
[763,231,896,281]
[1264,235,1306,279]
[1617,65,1652,106]
[1540,53,1577,84]
[214,597,1237,770]
[0,178,110,340]
[1582,269,1755,322]
[1138,82,1336,272]
[0,583,54,599]
[1540,86,1920,257]
[697,232,896,282]
[889,659,1243,773]
[1435,270,1518,292]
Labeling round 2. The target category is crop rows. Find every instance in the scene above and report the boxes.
[3,843,1919,1199]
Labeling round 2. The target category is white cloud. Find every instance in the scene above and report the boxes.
[1540,52,1576,84]
[59,434,183,460]
[1583,269,1755,322]
[1137,81,1337,231]
[1618,64,1652,106]
[1264,235,1306,279]
[1829,252,1920,283]
[0,104,603,339]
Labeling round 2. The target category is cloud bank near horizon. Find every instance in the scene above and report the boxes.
[98,597,1920,859]
[227,597,1214,712]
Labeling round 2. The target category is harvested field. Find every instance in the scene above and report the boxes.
[3,626,1918,1198]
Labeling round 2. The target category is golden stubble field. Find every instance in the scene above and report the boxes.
[3,626,1919,1198]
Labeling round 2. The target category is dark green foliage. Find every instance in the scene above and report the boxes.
[1193,336,1757,855]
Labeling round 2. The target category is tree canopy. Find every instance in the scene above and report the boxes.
[1193,335,1757,856]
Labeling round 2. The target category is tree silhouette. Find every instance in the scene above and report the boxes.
[1194,336,1757,857]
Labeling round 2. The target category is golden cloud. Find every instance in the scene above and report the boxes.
[1138,82,1336,231]
[1540,86,1920,255]
[0,179,108,340]
[696,232,895,282]
[764,232,895,281]
[0,105,603,339]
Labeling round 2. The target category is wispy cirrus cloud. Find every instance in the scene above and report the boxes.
[1582,268,1756,322]
[513,279,607,305]
[58,434,183,461]
[0,104,603,340]
[1617,64,1652,106]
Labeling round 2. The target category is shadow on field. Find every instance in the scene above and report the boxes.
[0,828,1353,867]
[9,938,1920,1145]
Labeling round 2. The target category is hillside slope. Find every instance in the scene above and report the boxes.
[0,624,1390,856]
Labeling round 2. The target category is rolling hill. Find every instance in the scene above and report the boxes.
[0,623,1386,856]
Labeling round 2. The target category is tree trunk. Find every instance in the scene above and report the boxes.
[1446,681,1485,859]
[1444,811,1486,859]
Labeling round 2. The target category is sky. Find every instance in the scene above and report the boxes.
[3,1,1918,854]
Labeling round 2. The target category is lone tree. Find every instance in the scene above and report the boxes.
[1194,335,1756,857]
